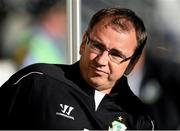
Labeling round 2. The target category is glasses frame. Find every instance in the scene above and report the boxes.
[86,35,133,64]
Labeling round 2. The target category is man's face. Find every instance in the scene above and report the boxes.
[80,20,137,93]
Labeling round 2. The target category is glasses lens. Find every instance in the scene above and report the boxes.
[109,55,123,63]
[89,40,104,55]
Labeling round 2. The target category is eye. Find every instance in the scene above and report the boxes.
[110,50,124,59]
[91,41,105,51]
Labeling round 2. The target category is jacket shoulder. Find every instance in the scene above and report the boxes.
[1,63,70,87]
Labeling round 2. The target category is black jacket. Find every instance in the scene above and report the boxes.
[0,61,154,130]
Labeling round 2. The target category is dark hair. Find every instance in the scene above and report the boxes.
[87,8,147,75]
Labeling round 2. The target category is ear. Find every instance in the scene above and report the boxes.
[124,55,140,75]
[79,33,87,55]
[124,39,147,75]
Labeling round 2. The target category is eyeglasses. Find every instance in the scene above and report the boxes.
[86,35,132,64]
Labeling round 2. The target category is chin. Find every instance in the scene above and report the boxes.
[89,77,106,87]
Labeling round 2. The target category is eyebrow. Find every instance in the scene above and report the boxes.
[90,38,127,59]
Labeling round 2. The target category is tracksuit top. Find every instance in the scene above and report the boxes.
[0,61,154,130]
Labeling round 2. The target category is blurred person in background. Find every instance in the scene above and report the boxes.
[128,49,180,129]
[14,0,67,68]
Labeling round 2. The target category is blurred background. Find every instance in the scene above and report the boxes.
[0,0,180,129]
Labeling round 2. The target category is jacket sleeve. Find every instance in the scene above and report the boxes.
[0,69,36,129]
[0,77,19,129]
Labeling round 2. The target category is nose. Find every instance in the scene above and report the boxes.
[95,51,109,65]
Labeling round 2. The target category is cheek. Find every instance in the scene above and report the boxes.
[110,63,128,79]
[82,49,97,61]
[81,49,95,68]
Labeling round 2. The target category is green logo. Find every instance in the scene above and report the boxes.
[108,116,127,131]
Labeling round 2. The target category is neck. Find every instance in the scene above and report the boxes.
[98,88,112,94]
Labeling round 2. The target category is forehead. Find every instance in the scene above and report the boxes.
[91,17,137,42]
[92,16,136,34]
[90,18,137,54]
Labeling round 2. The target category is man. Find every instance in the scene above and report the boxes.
[0,8,154,130]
